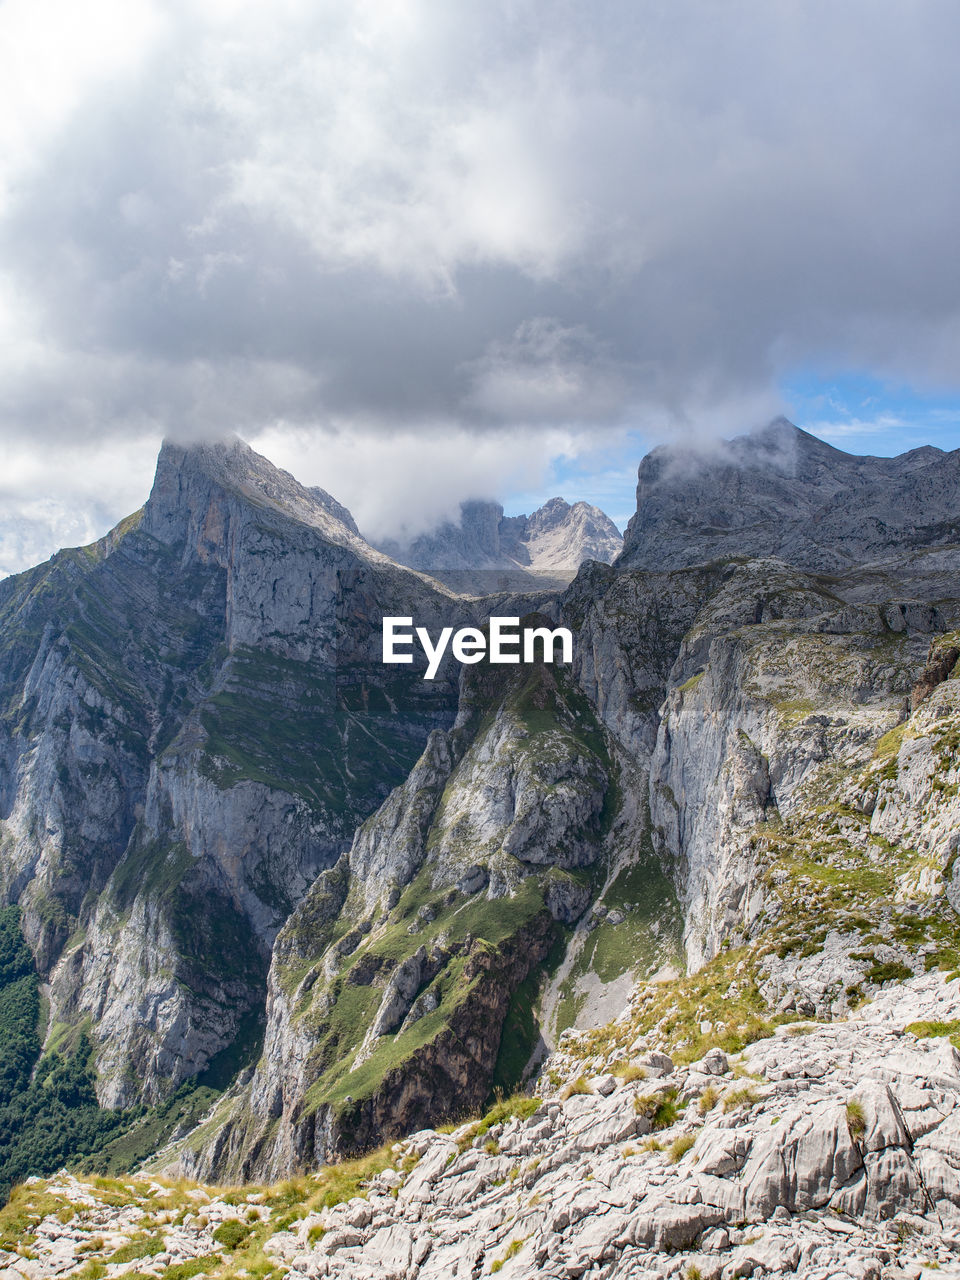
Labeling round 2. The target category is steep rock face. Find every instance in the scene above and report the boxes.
[612,424,960,970]
[0,439,465,1106]
[173,656,616,1180]
[647,559,960,969]
[620,419,960,572]
[542,626,960,1083]
[871,665,960,875]
[560,561,718,759]
[0,517,220,973]
[502,497,624,571]
[167,438,960,1178]
[552,554,949,988]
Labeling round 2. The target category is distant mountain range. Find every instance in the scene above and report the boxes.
[372,496,623,589]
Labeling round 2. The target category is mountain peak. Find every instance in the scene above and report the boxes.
[373,495,622,578]
[143,436,365,553]
[620,419,960,572]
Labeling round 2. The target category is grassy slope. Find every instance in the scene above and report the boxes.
[564,661,960,1071]
[265,661,616,1140]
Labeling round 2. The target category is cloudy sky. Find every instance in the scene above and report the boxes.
[2,0,960,576]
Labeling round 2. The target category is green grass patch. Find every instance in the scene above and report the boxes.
[302,874,549,1115]
[865,959,913,984]
[579,855,683,986]
[0,1184,66,1250]
[490,942,557,1097]
[635,1087,679,1129]
[491,1235,529,1271]
[108,1233,166,1264]
[906,1019,960,1049]
[846,1098,866,1142]
[212,1219,252,1249]
[159,1254,222,1280]
[678,671,705,693]
[774,698,817,725]
[560,1077,591,1101]
[668,1131,697,1162]
[722,1086,759,1114]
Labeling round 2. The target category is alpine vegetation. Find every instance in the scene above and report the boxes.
[2,422,960,1280]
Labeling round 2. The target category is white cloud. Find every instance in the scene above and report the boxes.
[245,420,582,543]
[192,2,585,289]
[463,318,627,423]
[0,0,163,209]
[1,0,960,568]
[0,434,160,578]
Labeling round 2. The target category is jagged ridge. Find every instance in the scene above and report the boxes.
[2,421,960,1275]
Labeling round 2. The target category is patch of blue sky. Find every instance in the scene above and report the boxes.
[502,373,960,528]
[502,430,651,532]
[781,371,960,457]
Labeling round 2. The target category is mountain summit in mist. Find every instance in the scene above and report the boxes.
[373,496,623,583]
[621,417,960,572]
[2,423,960,1278]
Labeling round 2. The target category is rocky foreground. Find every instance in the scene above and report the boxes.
[5,974,960,1280]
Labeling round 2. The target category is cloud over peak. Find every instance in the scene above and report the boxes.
[2,0,960,572]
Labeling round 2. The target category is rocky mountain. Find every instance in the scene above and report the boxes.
[2,420,960,1279]
[374,496,623,589]
[11,980,960,1279]
[620,416,960,573]
[0,439,513,1115]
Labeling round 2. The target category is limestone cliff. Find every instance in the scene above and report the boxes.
[172,653,616,1180]
[619,418,960,573]
[0,439,464,1108]
[4,421,960,1223]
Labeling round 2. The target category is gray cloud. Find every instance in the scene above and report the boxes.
[1,0,960,568]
